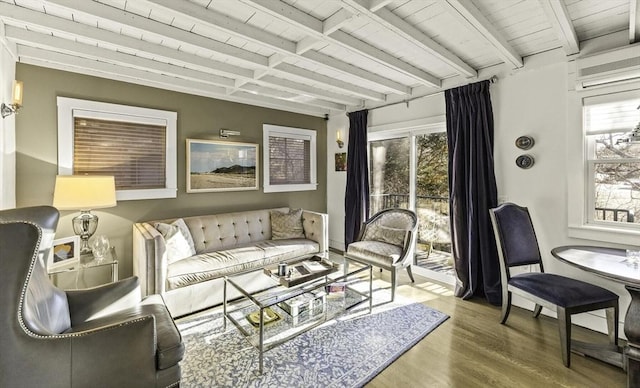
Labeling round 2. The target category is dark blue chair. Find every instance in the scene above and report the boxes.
[489,203,619,367]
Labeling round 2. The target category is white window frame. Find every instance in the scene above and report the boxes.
[263,124,317,193]
[57,97,177,201]
[567,81,640,245]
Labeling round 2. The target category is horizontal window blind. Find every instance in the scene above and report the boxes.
[73,117,166,190]
[268,135,310,184]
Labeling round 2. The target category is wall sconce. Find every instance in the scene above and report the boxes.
[336,130,344,148]
[220,128,241,138]
[1,81,24,119]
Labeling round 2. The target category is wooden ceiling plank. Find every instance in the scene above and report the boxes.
[242,0,441,87]
[18,45,227,94]
[439,0,524,68]
[4,2,365,106]
[6,26,237,88]
[538,0,580,55]
[18,46,329,116]
[43,0,267,67]
[631,0,640,43]
[0,3,255,77]
[233,83,346,110]
[302,50,411,94]
[274,62,386,101]
[330,30,441,87]
[141,0,410,94]
[323,8,354,35]
[259,75,363,106]
[0,22,19,60]
[296,36,323,55]
[369,0,395,13]
[342,0,478,77]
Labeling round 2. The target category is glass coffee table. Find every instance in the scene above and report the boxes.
[223,252,373,374]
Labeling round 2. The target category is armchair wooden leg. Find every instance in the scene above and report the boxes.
[391,269,397,302]
[557,307,571,367]
[606,305,619,346]
[500,291,512,324]
[406,265,415,283]
[533,304,542,318]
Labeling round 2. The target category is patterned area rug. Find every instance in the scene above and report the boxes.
[177,299,448,387]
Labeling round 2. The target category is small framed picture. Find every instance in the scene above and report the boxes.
[335,152,346,171]
[48,236,80,271]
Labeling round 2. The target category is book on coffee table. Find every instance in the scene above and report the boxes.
[246,307,281,327]
[264,256,338,287]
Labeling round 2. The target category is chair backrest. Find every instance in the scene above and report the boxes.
[489,203,543,274]
[362,208,417,247]
[0,206,71,335]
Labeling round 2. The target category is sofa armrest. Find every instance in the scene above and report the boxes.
[302,210,328,252]
[133,222,168,296]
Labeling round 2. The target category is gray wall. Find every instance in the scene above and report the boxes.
[15,64,327,280]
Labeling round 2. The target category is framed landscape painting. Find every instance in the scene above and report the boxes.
[187,139,259,193]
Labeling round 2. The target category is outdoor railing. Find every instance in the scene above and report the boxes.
[369,193,450,253]
[595,207,635,223]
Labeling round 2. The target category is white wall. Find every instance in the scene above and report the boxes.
[327,113,349,251]
[327,42,631,335]
[0,34,17,209]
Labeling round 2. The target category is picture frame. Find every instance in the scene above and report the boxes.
[48,236,80,271]
[187,139,259,193]
[335,152,346,171]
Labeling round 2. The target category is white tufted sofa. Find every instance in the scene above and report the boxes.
[133,207,328,317]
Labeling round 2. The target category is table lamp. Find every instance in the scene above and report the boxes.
[53,175,117,254]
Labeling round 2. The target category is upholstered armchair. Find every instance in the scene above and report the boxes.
[0,206,184,387]
[345,208,418,301]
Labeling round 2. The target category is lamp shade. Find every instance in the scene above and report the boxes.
[53,175,117,210]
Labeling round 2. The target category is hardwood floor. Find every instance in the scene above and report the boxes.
[365,270,626,388]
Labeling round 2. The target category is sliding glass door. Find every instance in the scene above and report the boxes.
[414,133,453,283]
[369,137,410,214]
[368,127,454,284]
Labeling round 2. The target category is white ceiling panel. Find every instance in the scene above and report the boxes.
[0,0,635,116]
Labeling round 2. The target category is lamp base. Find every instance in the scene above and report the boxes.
[72,211,98,254]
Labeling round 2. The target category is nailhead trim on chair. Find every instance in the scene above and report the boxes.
[6,221,157,346]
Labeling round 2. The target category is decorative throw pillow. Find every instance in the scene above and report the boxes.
[270,208,305,240]
[154,218,196,264]
[362,224,407,248]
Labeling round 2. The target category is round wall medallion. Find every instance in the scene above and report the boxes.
[515,136,534,150]
[516,154,535,169]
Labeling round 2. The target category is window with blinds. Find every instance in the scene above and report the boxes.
[584,90,640,227]
[57,97,177,201]
[268,136,310,184]
[73,117,166,190]
[263,124,317,192]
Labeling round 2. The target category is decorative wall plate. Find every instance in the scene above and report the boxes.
[515,136,534,150]
[516,154,535,169]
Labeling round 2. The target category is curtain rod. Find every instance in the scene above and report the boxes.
[346,75,498,115]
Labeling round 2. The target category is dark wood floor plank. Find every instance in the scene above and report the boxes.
[365,272,626,388]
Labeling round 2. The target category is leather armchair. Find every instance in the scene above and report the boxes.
[0,206,184,387]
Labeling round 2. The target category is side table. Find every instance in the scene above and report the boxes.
[48,246,118,289]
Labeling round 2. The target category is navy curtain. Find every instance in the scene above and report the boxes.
[344,109,369,247]
[445,80,501,305]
